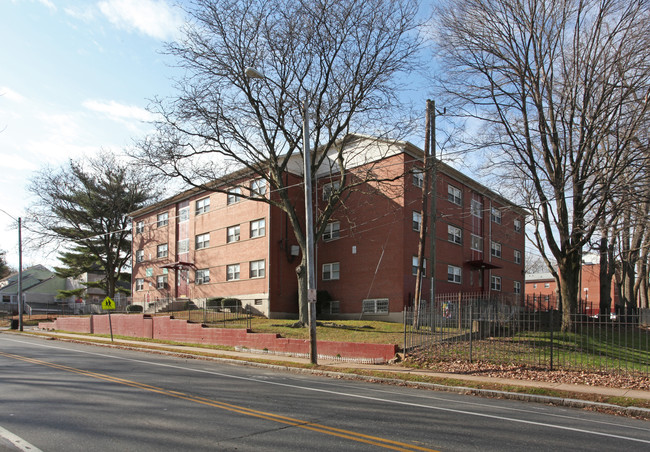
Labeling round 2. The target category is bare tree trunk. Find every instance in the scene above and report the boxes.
[558,253,581,332]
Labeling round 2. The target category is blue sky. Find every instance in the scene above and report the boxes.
[0,0,187,268]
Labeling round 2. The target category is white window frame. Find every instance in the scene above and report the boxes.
[196,197,210,215]
[135,249,144,263]
[195,268,210,285]
[514,218,522,232]
[471,199,483,218]
[413,169,424,188]
[514,281,521,294]
[322,180,340,201]
[227,225,241,243]
[447,224,462,244]
[250,218,266,238]
[491,207,502,224]
[178,206,190,223]
[448,265,462,284]
[471,234,483,252]
[362,298,389,314]
[227,187,242,205]
[412,211,422,232]
[156,274,168,289]
[514,249,522,264]
[448,185,462,205]
[250,259,265,279]
[328,300,341,314]
[322,262,340,281]
[491,275,502,291]
[491,241,502,258]
[157,212,169,227]
[196,233,210,250]
[157,243,168,259]
[177,238,190,254]
[250,179,267,197]
[135,278,144,291]
[412,256,426,276]
[136,221,144,234]
[226,264,240,281]
[323,221,340,241]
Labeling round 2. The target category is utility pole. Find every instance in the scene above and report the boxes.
[414,100,434,327]
[303,97,318,364]
[18,217,23,331]
[428,101,438,311]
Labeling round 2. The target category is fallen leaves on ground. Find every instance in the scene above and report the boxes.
[402,356,649,391]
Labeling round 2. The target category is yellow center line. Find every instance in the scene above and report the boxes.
[1,351,439,452]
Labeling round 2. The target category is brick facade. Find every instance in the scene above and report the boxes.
[130,136,526,321]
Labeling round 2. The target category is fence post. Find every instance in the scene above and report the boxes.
[469,305,473,364]
[403,308,407,358]
[549,308,554,371]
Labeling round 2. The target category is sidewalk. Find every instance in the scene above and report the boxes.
[10,329,649,415]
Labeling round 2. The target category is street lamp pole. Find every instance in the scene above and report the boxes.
[244,68,317,363]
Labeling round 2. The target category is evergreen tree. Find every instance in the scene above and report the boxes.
[29,152,159,298]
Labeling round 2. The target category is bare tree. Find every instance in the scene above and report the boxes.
[134,0,422,324]
[432,0,650,330]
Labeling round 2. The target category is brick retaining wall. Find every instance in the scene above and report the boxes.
[39,314,398,362]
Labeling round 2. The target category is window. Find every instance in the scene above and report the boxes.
[251,179,267,197]
[227,187,242,205]
[533,283,537,289]
[254,299,263,306]
[491,276,502,291]
[514,281,521,294]
[514,218,522,232]
[250,259,265,278]
[362,298,389,314]
[135,278,144,291]
[177,238,190,254]
[250,218,266,238]
[135,249,144,263]
[514,249,522,264]
[412,211,422,232]
[196,269,210,285]
[491,207,502,224]
[413,169,424,188]
[157,243,168,258]
[157,212,169,227]
[447,225,462,244]
[196,233,210,250]
[447,265,462,284]
[491,241,502,258]
[471,234,483,252]
[323,221,340,241]
[544,282,550,288]
[157,275,168,289]
[471,199,483,218]
[412,256,426,276]
[178,206,189,223]
[146,267,153,277]
[227,225,240,243]
[2,295,10,303]
[226,264,240,281]
[196,197,210,214]
[322,180,340,200]
[448,185,462,205]
[136,221,144,234]
[322,262,340,281]
[328,301,341,314]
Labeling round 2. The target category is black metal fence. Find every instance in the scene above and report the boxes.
[164,305,253,330]
[404,293,649,377]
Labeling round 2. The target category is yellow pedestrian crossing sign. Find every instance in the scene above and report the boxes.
[102,297,116,310]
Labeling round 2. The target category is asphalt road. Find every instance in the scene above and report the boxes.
[1,334,649,451]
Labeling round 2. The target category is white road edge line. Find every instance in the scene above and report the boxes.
[0,425,43,452]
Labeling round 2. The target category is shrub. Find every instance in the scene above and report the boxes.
[222,298,241,310]
[127,304,143,313]
[206,297,224,308]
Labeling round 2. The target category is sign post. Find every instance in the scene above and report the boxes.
[101,297,116,342]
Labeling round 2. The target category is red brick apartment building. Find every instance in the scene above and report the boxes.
[130,135,526,321]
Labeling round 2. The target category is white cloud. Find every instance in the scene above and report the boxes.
[37,0,56,12]
[0,86,26,103]
[98,0,184,40]
[83,99,154,122]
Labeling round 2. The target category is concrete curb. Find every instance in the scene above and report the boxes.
[29,332,648,419]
